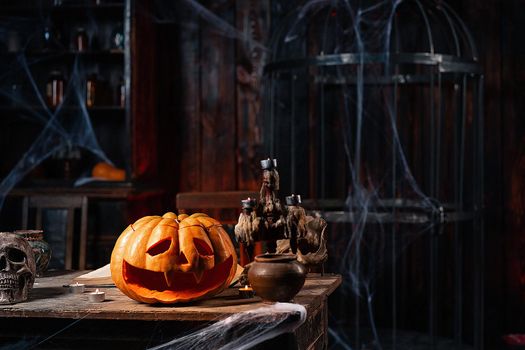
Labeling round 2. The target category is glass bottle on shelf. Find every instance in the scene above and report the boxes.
[46,71,65,108]
[86,73,97,108]
[110,23,124,52]
[74,28,89,52]
[51,142,81,180]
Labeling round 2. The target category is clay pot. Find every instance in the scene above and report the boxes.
[14,230,52,277]
[248,253,306,302]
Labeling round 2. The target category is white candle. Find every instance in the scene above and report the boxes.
[88,289,105,302]
[69,282,85,294]
[238,285,255,298]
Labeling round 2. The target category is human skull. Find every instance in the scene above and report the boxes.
[0,232,36,304]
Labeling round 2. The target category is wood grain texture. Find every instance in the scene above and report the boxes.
[176,4,202,192]
[0,271,341,322]
[130,1,525,346]
[501,0,525,333]
[235,0,270,191]
[176,190,258,210]
[200,3,237,192]
[131,0,158,181]
[459,0,525,345]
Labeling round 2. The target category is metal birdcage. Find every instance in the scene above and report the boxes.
[262,0,483,348]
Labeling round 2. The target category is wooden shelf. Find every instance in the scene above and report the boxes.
[0,2,124,17]
[10,183,164,199]
[2,50,123,56]
[0,51,124,65]
[0,106,125,113]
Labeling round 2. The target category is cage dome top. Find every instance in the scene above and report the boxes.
[266,0,479,73]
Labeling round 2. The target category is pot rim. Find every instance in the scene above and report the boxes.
[254,253,297,263]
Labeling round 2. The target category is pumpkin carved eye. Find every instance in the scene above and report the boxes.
[147,239,171,256]
[194,238,213,256]
[110,212,237,304]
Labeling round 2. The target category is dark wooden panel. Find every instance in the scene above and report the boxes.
[501,0,525,334]
[235,0,270,191]
[143,2,525,348]
[460,0,525,346]
[175,4,202,192]
[131,0,158,181]
[176,190,258,210]
[200,3,237,191]
[156,20,178,193]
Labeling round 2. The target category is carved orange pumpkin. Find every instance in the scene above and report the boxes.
[110,212,237,304]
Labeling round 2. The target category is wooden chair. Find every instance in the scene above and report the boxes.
[22,195,88,270]
[176,191,258,224]
[176,191,259,266]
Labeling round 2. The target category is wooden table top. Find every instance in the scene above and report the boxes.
[0,271,341,322]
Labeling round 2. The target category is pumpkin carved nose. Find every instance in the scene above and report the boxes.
[147,238,171,256]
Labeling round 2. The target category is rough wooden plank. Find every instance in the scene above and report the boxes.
[199,3,237,192]
[459,0,504,346]
[500,0,525,334]
[293,298,325,349]
[131,0,158,181]
[176,3,202,192]
[0,271,341,323]
[235,0,270,191]
[156,16,179,193]
[176,190,258,210]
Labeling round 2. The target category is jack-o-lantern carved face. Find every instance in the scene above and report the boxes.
[110,212,237,304]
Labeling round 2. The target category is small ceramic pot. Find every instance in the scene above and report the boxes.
[248,253,306,302]
[14,230,52,277]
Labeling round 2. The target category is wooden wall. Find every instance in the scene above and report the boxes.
[156,0,270,197]
[459,0,525,347]
[152,0,525,348]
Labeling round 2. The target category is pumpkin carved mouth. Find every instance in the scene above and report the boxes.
[122,255,234,294]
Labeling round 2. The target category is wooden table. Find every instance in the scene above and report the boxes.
[0,271,341,349]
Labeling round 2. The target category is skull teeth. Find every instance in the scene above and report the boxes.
[0,277,18,289]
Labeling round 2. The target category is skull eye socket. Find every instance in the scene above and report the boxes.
[147,239,172,256]
[8,249,26,263]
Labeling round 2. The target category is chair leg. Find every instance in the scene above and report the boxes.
[79,196,88,270]
[65,208,74,270]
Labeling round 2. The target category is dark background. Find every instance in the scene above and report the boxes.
[0,0,523,348]
[152,0,525,347]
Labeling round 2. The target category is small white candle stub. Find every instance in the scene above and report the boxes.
[88,289,105,302]
[69,282,85,294]
[238,285,255,298]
